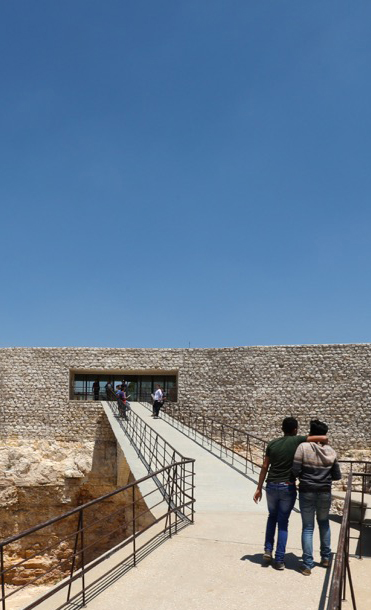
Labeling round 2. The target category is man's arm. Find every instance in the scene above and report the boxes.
[253,455,270,503]
[307,435,328,445]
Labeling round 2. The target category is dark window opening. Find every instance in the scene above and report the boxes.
[70,373,177,402]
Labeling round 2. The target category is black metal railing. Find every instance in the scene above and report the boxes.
[0,411,195,610]
[138,399,371,609]
[337,459,371,485]
[327,471,371,610]
[108,401,195,518]
[139,400,267,474]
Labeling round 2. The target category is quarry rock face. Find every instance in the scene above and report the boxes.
[0,438,153,586]
[0,440,94,488]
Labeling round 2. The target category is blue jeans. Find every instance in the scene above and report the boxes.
[264,482,297,562]
[299,491,331,569]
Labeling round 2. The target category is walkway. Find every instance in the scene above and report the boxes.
[80,403,346,610]
[18,402,369,610]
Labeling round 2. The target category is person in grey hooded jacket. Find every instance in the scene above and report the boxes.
[292,419,341,575]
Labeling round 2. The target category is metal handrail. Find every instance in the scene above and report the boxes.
[110,400,190,465]
[0,402,195,610]
[327,471,371,610]
[0,461,195,610]
[141,399,371,481]
[108,401,195,520]
[138,399,371,609]
[139,400,268,474]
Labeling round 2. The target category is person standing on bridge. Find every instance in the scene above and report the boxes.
[291,419,341,576]
[253,417,328,570]
[92,380,100,401]
[105,380,114,400]
[116,385,129,420]
[152,384,163,419]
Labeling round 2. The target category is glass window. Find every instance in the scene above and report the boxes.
[71,373,177,401]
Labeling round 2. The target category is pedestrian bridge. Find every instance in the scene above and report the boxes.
[5,403,370,610]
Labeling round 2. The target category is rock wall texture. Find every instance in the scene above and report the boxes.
[1,344,370,451]
[0,437,154,585]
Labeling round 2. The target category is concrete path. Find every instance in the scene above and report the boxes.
[9,402,369,610]
[73,403,359,610]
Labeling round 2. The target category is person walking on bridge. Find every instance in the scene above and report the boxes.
[291,419,341,576]
[253,417,328,570]
[116,385,128,420]
[152,384,163,419]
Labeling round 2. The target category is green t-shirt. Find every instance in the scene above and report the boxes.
[266,435,307,483]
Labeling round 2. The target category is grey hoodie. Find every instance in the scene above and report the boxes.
[291,442,342,492]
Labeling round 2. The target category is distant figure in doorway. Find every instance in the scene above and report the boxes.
[292,419,341,576]
[92,380,100,401]
[105,381,114,400]
[152,385,163,419]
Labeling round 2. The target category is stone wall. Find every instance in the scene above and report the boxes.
[1,344,371,451]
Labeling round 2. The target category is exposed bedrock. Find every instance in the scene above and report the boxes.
[0,439,153,586]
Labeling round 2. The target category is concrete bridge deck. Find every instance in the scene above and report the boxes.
[9,402,370,610]
[76,402,355,610]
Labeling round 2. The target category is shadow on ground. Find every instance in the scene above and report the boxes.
[241,552,334,609]
[240,551,301,572]
[26,521,190,610]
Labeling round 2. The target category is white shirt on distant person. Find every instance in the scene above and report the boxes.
[154,388,163,401]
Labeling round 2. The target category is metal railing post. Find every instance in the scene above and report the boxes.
[360,473,365,559]
[232,428,235,465]
[1,545,5,610]
[174,465,178,535]
[67,510,82,602]
[80,509,86,608]
[132,486,136,567]
[191,460,195,523]
[167,469,172,538]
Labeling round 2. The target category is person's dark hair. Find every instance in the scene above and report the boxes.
[309,419,328,436]
[282,417,298,434]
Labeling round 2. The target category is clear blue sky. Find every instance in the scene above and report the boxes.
[1,1,370,348]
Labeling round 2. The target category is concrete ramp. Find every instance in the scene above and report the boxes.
[15,402,369,610]
[79,402,353,610]
[101,401,165,517]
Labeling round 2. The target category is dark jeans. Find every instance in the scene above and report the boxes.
[117,399,128,419]
[264,482,297,562]
[299,491,331,569]
[153,401,162,417]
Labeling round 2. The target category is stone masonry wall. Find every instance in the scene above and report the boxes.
[1,345,371,451]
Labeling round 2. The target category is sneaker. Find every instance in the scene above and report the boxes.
[274,561,285,570]
[320,558,330,568]
[301,566,311,576]
[262,550,272,562]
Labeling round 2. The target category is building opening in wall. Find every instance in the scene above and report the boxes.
[70,371,177,402]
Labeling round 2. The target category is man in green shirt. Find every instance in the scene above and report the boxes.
[253,417,327,570]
